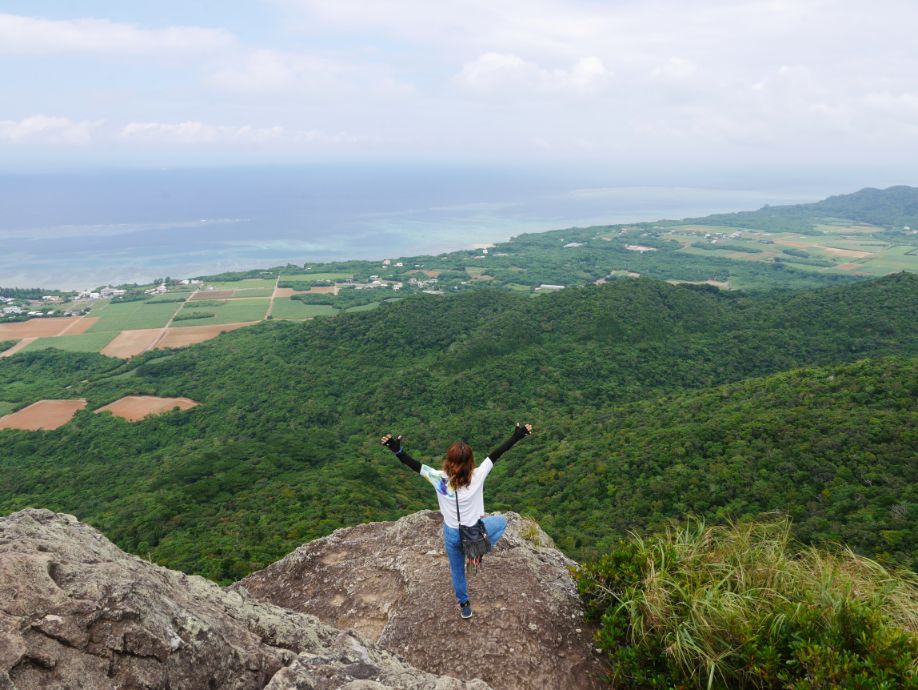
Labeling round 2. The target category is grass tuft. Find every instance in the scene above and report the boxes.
[577,517,918,689]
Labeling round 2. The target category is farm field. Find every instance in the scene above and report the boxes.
[345,301,381,313]
[155,322,257,349]
[0,316,98,339]
[664,224,917,278]
[270,298,337,320]
[146,293,192,303]
[228,288,275,298]
[172,298,270,327]
[0,399,87,431]
[100,328,164,358]
[205,278,276,290]
[22,332,118,354]
[87,301,182,333]
[279,272,352,282]
[192,288,274,299]
[95,395,199,422]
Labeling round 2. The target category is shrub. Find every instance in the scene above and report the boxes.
[173,311,215,321]
[575,518,918,689]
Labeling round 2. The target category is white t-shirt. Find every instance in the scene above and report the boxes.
[420,457,493,529]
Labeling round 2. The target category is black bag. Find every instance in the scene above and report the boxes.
[455,491,491,573]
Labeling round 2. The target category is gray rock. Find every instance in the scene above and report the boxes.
[236,511,607,690]
[0,509,488,690]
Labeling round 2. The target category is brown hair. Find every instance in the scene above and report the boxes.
[443,441,475,489]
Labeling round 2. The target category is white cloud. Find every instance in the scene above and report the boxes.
[119,122,286,144]
[0,115,99,144]
[651,57,698,81]
[206,48,416,100]
[0,13,234,56]
[455,53,608,96]
[208,50,347,94]
[118,121,360,145]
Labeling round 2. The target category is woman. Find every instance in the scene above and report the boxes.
[380,423,533,619]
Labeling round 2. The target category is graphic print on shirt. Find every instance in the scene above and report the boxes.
[421,465,454,497]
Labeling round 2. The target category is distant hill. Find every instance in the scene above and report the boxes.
[680,184,918,233]
[1,273,916,581]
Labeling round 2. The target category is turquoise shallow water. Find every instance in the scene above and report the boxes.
[0,166,819,289]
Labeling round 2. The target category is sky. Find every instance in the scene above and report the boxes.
[2,1,918,181]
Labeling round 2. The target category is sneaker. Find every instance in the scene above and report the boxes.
[458,600,473,619]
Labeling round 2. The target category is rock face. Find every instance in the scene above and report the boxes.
[236,511,607,690]
[0,509,489,690]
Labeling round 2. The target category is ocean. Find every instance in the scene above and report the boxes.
[0,166,822,290]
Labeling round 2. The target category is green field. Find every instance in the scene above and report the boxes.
[205,278,276,290]
[87,301,182,332]
[344,301,381,313]
[280,272,352,282]
[270,298,337,319]
[22,332,118,353]
[0,401,14,416]
[172,298,269,327]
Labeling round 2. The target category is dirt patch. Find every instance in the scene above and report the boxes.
[667,279,730,289]
[0,317,97,339]
[59,316,99,336]
[95,395,199,422]
[820,246,874,258]
[100,328,164,358]
[305,285,339,294]
[0,399,87,431]
[155,322,257,349]
[0,338,33,359]
[191,290,233,300]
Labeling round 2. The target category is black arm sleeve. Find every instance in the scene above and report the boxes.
[488,425,529,464]
[394,448,422,473]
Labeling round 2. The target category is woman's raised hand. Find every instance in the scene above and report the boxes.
[514,422,533,439]
[381,434,403,452]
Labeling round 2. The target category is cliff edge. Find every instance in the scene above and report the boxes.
[236,511,606,690]
[0,509,489,690]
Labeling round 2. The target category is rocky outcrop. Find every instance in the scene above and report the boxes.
[0,509,489,690]
[236,511,607,690]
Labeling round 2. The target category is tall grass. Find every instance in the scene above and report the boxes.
[576,518,918,689]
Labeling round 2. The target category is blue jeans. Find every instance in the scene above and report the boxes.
[443,515,507,604]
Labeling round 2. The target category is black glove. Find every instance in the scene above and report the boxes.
[512,423,531,441]
[383,435,403,453]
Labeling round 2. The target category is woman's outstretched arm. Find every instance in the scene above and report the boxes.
[488,423,533,464]
[380,433,421,473]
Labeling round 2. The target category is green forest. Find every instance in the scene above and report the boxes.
[1,273,915,584]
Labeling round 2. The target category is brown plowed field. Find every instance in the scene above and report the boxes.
[155,321,257,349]
[191,290,233,300]
[101,328,164,358]
[273,287,301,297]
[0,399,87,431]
[0,316,98,339]
[95,395,199,421]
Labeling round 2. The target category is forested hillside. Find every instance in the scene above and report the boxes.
[680,184,918,233]
[0,273,916,581]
